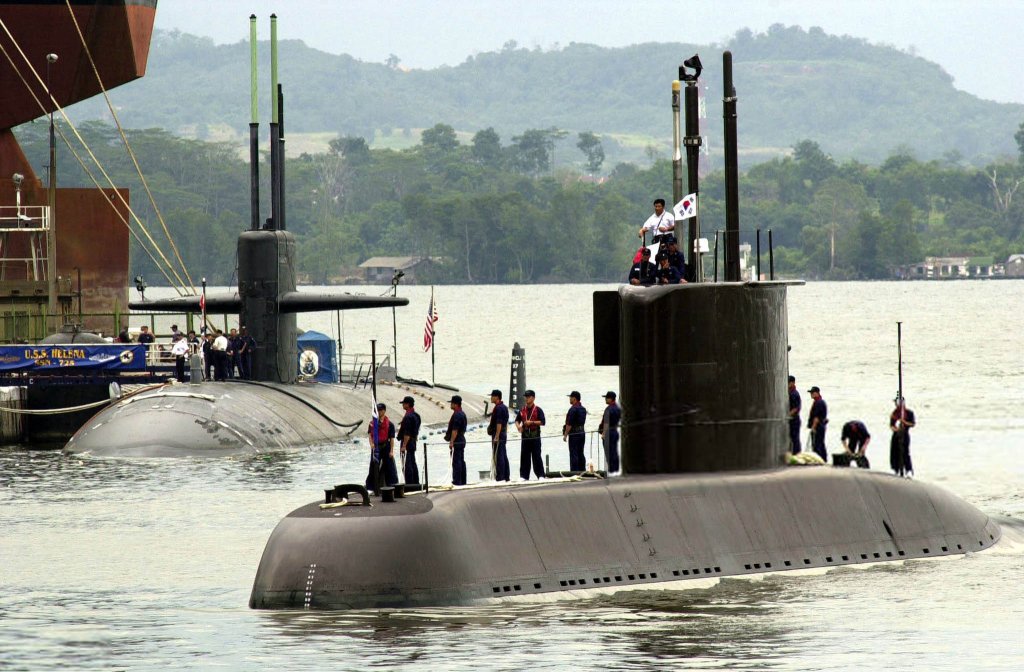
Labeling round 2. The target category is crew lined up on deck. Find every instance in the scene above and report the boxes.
[361,389,623,494]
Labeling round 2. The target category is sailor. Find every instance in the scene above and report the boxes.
[637,198,675,244]
[889,397,916,477]
[202,333,214,381]
[170,333,190,381]
[563,391,588,472]
[397,396,422,485]
[788,376,802,454]
[487,389,511,481]
[238,326,256,380]
[227,327,242,379]
[598,391,621,473]
[212,329,229,381]
[514,389,546,480]
[840,420,871,466]
[446,395,468,486]
[807,386,828,461]
[628,248,657,286]
[117,327,131,343]
[366,402,397,494]
[170,324,182,339]
[655,251,683,285]
[663,236,688,279]
[137,325,154,345]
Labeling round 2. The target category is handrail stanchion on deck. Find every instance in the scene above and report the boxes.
[424,441,429,493]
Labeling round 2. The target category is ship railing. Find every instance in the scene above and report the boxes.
[0,205,49,232]
[339,351,392,387]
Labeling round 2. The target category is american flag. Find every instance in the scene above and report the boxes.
[423,295,438,351]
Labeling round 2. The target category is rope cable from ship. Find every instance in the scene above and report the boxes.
[61,0,196,293]
[0,18,192,294]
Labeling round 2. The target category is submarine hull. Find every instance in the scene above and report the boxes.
[64,380,486,457]
[249,468,1000,609]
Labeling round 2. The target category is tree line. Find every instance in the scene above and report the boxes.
[13,119,1024,284]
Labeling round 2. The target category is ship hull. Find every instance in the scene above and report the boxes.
[249,468,1000,609]
[64,380,486,457]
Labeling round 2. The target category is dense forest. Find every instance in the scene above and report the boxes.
[65,25,1024,167]
[15,117,1024,285]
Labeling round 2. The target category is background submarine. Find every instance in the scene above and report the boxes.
[64,17,480,457]
[248,53,1001,610]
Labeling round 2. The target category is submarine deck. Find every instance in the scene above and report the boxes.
[251,467,1001,609]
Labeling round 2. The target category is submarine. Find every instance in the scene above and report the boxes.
[248,52,1000,609]
[64,16,482,457]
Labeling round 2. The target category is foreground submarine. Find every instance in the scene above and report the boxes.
[248,53,1000,609]
[64,16,480,457]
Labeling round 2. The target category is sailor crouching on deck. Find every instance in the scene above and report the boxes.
[563,391,588,472]
[447,395,468,486]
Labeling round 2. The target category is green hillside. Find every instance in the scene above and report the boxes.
[66,25,1023,167]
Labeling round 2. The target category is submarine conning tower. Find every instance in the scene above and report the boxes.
[595,282,794,473]
[238,229,297,384]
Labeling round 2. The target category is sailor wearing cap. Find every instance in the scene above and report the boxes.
[398,396,422,485]
[514,389,546,480]
[628,248,657,286]
[487,389,511,482]
[366,402,397,494]
[807,386,828,461]
[563,391,588,472]
[446,395,468,486]
[664,236,689,282]
[598,391,621,473]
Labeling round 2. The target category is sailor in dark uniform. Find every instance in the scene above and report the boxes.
[664,236,688,282]
[446,395,468,486]
[238,326,256,380]
[655,251,683,284]
[598,391,621,473]
[628,248,657,286]
[841,420,871,459]
[788,375,802,453]
[807,386,828,461]
[563,391,588,472]
[514,389,546,480]
[397,396,422,485]
[487,389,511,481]
[889,397,916,477]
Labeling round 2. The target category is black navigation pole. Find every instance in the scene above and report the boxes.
[680,54,702,281]
[268,14,280,230]
[671,79,683,216]
[248,15,260,230]
[723,51,741,282]
[896,321,906,474]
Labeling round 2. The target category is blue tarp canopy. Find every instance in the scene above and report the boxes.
[296,330,337,383]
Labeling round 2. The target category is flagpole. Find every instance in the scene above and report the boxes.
[430,285,436,386]
[201,277,207,334]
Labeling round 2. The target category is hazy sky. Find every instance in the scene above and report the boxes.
[155,1,1024,105]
